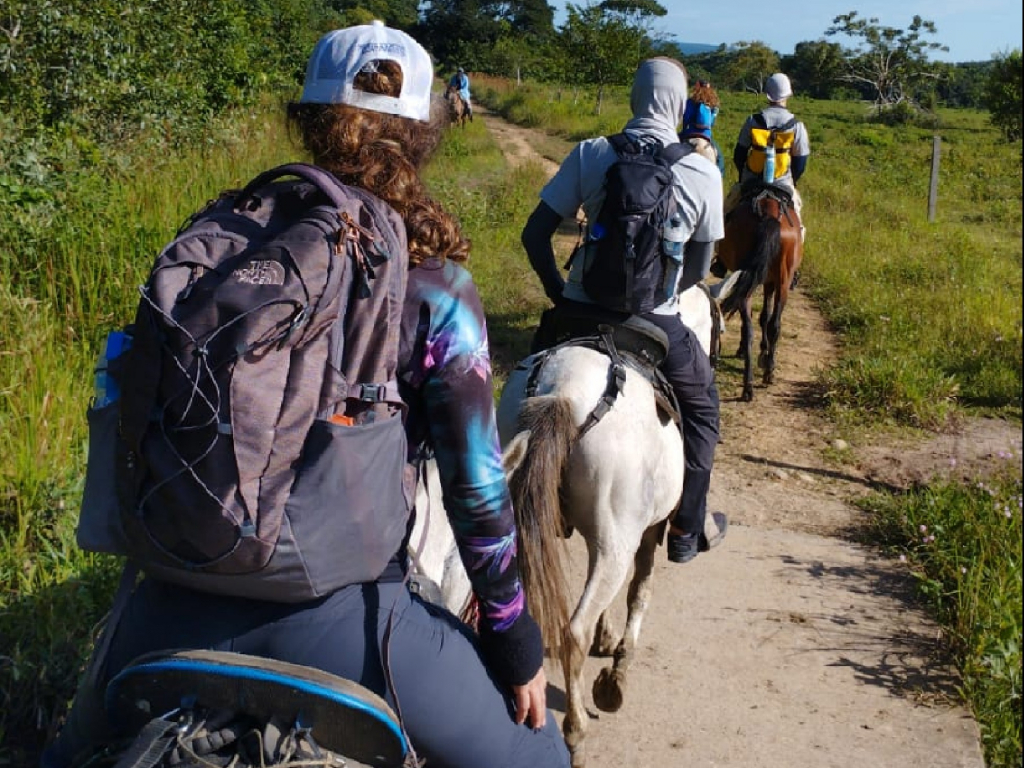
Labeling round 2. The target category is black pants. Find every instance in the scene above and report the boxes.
[43,579,569,768]
[641,311,720,536]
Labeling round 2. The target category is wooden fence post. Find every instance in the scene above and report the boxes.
[928,135,940,222]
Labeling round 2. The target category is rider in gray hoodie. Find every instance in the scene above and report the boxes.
[521,57,727,564]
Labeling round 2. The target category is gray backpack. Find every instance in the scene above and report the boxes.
[78,163,413,602]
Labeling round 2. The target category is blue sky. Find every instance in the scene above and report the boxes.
[555,1,1023,63]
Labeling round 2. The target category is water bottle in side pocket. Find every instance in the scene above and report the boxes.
[661,217,685,301]
[93,330,133,409]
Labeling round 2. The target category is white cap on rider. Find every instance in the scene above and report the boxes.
[299,21,433,122]
[765,73,793,102]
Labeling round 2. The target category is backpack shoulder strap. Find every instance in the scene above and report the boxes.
[607,133,639,156]
[752,112,768,129]
[776,117,798,133]
[658,141,687,166]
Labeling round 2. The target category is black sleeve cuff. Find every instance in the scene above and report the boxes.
[477,610,545,687]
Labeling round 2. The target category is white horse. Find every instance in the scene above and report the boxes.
[410,285,718,768]
[495,284,716,768]
[407,457,473,617]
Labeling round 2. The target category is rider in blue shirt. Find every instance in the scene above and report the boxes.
[448,66,473,120]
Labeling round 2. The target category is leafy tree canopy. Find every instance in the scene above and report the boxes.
[984,48,1023,141]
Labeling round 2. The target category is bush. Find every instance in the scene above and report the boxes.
[0,0,324,142]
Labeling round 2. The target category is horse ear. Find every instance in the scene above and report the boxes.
[502,431,531,478]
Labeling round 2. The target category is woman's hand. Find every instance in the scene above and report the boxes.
[511,666,548,729]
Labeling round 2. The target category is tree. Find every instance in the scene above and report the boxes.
[327,0,419,30]
[935,60,991,109]
[556,1,659,112]
[783,40,845,99]
[984,49,1022,141]
[825,12,948,111]
[417,0,556,71]
[721,41,779,94]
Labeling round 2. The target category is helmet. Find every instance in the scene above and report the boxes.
[457,66,465,73]
[765,73,792,102]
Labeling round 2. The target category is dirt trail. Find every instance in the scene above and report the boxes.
[477,108,1020,768]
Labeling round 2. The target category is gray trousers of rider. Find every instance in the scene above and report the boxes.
[42,578,569,768]
[641,311,720,537]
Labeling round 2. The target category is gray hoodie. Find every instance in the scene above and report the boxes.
[625,57,689,149]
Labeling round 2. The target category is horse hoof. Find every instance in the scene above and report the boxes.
[592,667,625,712]
[757,352,769,370]
[742,388,754,402]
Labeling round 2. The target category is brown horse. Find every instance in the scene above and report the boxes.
[444,84,468,128]
[715,184,803,401]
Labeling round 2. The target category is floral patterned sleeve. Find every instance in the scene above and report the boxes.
[399,260,542,684]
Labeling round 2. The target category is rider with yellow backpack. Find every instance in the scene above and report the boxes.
[723,72,810,241]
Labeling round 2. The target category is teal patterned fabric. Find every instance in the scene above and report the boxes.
[400,258,525,633]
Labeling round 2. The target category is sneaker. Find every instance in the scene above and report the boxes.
[667,532,699,564]
[699,512,728,552]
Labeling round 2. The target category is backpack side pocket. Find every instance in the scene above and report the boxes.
[78,402,129,554]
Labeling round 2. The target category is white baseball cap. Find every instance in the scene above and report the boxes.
[300,21,433,122]
[765,73,793,102]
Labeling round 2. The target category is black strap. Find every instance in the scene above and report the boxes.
[752,112,798,137]
[607,133,688,165]
[577,327,627,440]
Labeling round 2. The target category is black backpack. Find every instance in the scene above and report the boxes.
[576,133,687,314]
[77,163,414,602]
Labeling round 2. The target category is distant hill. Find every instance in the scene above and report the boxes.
[675,42,721,55]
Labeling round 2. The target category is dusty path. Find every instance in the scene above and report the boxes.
[476,107,1019,768]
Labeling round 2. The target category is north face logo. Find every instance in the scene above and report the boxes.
[233,260,285,286]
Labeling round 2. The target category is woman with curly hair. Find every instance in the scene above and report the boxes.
[680,79,725,176]
[43,22,569,768]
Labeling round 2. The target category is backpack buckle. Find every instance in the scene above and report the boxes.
[358,383,386,402]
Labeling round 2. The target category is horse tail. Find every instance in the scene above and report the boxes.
[720,213,780,316]
[506,395,575,653]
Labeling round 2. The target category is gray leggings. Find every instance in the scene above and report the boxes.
[43,578,569,768]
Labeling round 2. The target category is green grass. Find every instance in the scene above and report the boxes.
[1,80,1021,767]
[862,459,1023,767]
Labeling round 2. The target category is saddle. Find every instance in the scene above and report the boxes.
[531,300,667,364]
[728,179,797,228]
[527,301,680,435]
[102,650,408,768]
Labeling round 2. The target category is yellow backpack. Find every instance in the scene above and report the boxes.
[746,114,798,179]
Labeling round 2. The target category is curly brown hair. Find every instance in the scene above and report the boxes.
[690,81,720,110]
[287,60,470,266]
